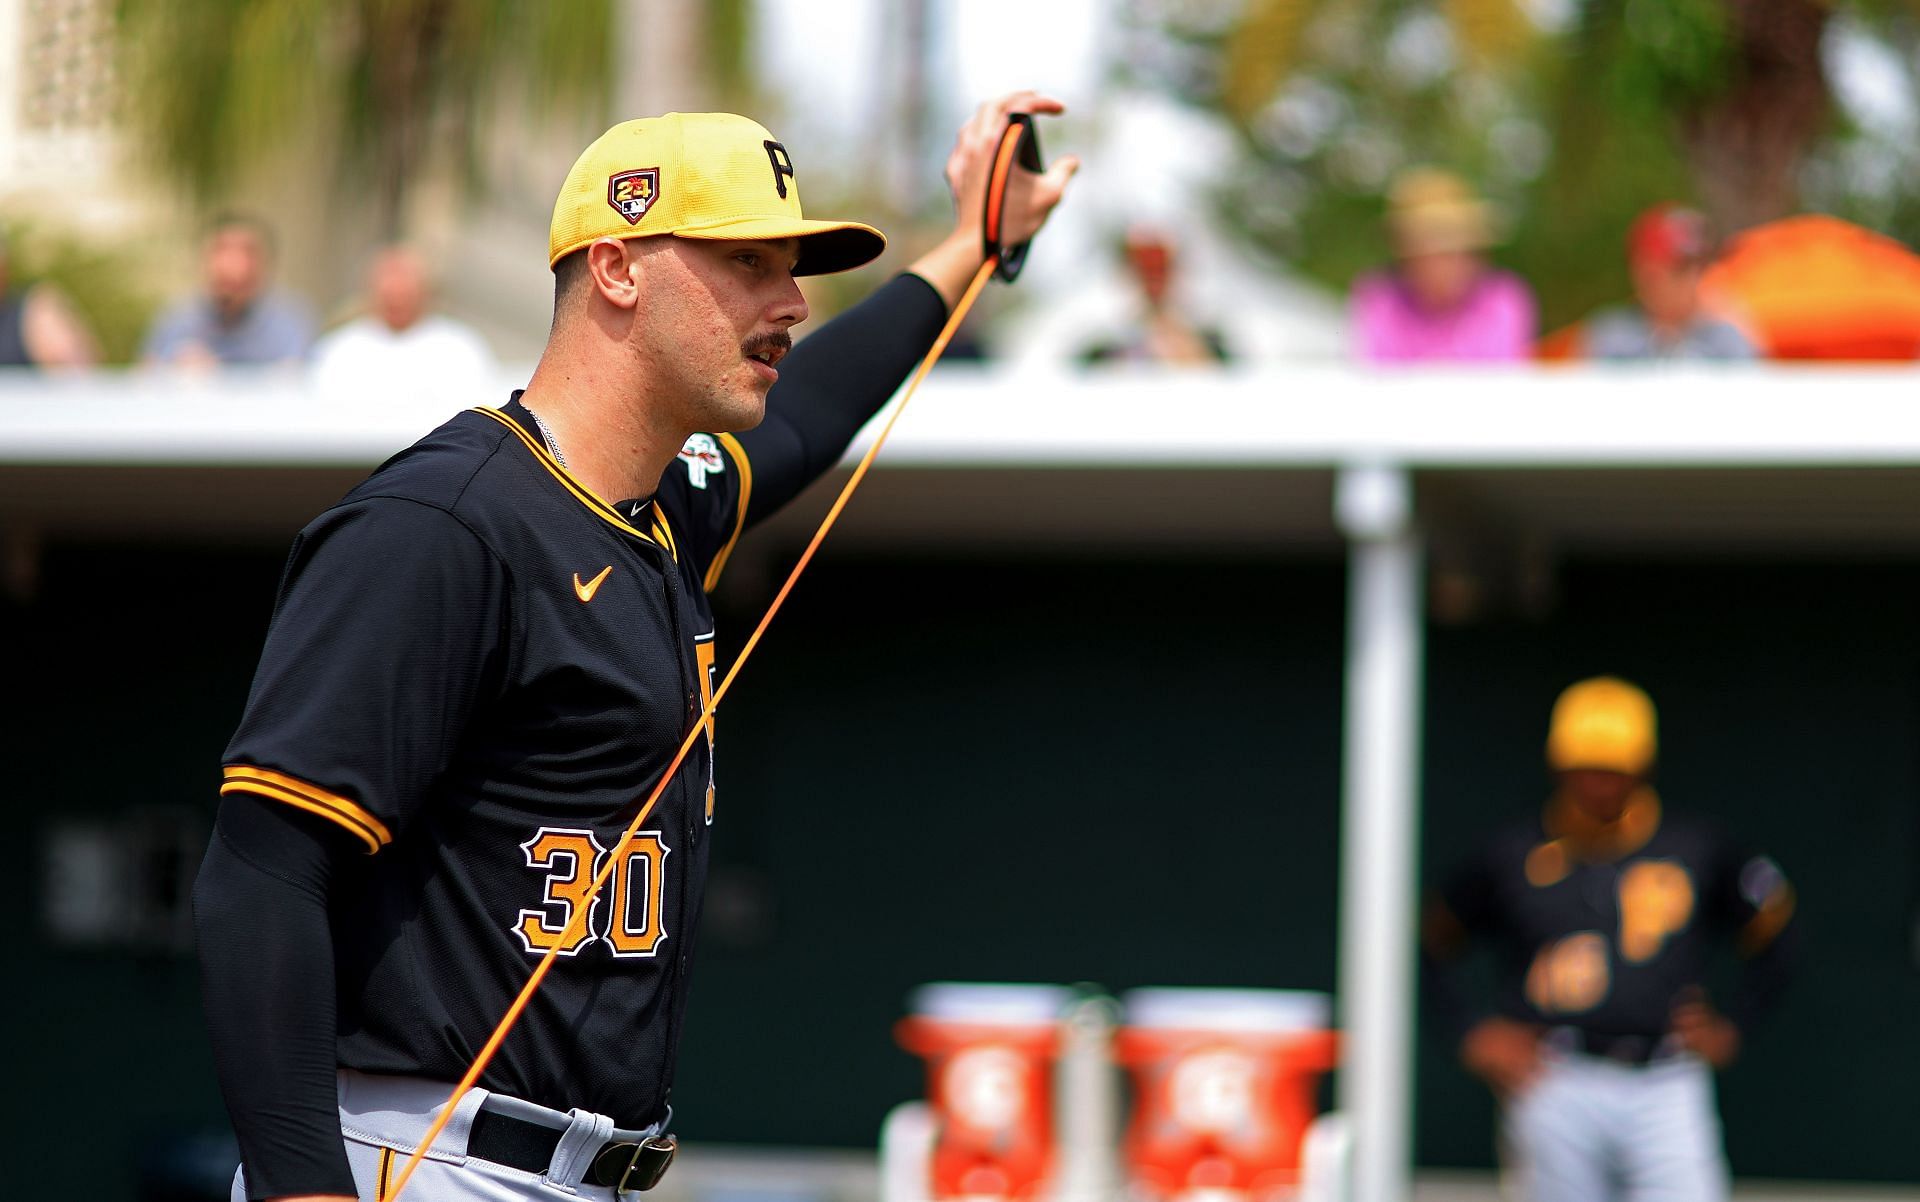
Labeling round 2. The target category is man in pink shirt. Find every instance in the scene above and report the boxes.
[1349,167,1536,363]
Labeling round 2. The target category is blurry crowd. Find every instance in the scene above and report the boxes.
[0,213,494,399]
[0,172,1870,378]
[1085,168,1766,368]
[1350,168,1754,365]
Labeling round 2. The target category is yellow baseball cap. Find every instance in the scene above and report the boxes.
[548,112,886,276]
[1546,677,1658,775]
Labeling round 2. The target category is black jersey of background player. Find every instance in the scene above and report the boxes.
[1431,790,1796,1039]
[220,394,756,1129]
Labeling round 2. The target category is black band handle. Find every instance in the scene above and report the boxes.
[982,112,1045,283]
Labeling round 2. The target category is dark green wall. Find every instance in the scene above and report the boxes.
[5,544,272,1198]
[680,553,1348,1148]
[9,543,1917,1194]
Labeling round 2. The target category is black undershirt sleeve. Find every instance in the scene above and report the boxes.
[735,270,949,524]
[194,795,363,1200]
[1420,849,1503,1043]
[1729,915,1799,1032]
[1711,843,1801,1033]
[1420,911,1486,1045]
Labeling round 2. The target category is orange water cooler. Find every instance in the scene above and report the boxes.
[893,983,1072,1201]
[1114,988,1338,1202]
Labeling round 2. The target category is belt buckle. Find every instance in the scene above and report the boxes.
[591,1134,677,1194]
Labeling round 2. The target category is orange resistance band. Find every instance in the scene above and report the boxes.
[379,129,1020,1202]
[983,122,1025,249]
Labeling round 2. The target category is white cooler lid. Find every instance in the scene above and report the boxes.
[1121,987,1331,1033]
[907,982,1074,1025]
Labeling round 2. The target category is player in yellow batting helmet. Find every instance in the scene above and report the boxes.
[1424,675,1799,1202]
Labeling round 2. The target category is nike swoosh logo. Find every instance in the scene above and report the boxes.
[573,565,614,602]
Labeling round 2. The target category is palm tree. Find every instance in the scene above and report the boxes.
[112,0,619,238]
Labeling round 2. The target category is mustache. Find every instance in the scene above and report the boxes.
[742,330,792,361]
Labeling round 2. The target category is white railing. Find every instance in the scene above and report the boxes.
[3,364,1920,468]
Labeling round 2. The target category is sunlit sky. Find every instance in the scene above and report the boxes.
[754,0,1108,163]
[755,0,1916,147]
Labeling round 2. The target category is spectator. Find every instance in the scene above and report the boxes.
[310,245,495,404]
[1350,167,1535,363]
[0,230,100,370]
[143,214,313,368]
[1580,205,1756,361]
[1079,226,1230,365]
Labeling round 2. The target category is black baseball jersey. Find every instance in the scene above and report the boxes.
[198,272,952,1199]
[1430,792,1796,1040]
[220,395,749,1127]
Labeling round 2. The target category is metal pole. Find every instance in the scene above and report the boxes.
[1052,994,1121,1202]
[1334,463,1425,1202]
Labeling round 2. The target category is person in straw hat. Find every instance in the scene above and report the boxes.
[1348,166,1536,362]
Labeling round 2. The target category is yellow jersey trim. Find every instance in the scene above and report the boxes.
[221,765,393,853]
[473,407,657,545]
[704,433,754,591]
[650,499,679,564]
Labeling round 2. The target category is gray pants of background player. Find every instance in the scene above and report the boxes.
[230,1070,662,1202]
[1502,1053,1729,1202]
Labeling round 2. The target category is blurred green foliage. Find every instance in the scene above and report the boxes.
[705,0,757,105]
[4,221,158,364]
[112,0,617,236]
[1128,0,1912,330]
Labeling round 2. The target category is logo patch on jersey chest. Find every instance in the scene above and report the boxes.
[679,433,726,489]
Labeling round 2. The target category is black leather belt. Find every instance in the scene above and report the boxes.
[467,1104,676,1192]
[1546,1026,1680,1066]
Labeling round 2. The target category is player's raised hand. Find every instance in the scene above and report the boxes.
[944,90,1079,251]
[910,90,1080,306]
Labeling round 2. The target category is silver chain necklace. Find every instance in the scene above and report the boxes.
[527,407,569,468]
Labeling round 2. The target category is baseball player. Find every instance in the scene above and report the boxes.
[1422,677,1799,1202]
[193,94,1077,1202]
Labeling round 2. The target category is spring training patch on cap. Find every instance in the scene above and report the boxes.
[608,168,662,225]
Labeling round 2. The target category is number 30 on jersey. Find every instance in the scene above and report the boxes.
[512,827,669,958]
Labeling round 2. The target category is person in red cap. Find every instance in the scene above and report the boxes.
[1078,226,1231,365]
[1580,205,1756,361]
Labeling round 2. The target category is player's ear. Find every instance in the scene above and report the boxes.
[584,238,642,311]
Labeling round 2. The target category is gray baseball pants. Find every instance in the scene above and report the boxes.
[229,1070,663,1202]
[1501,1053,1730,1202]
